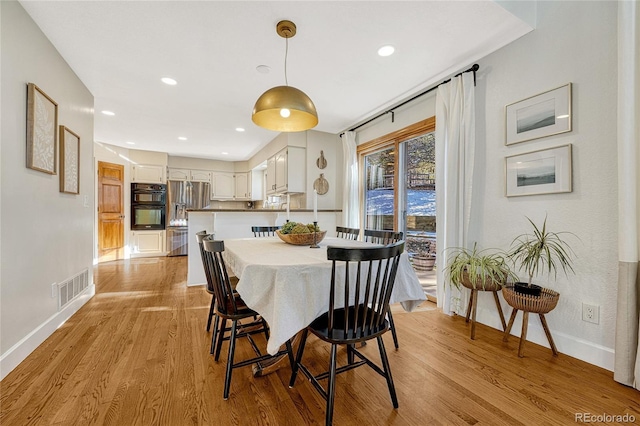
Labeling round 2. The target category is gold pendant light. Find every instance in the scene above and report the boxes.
[252,20,318,132]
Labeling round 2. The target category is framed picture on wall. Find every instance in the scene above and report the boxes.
[505,144,572,197]
[59,126,80,194]
[505,83,572,145]
[26,83,58,174]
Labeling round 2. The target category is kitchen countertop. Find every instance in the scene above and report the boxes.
[187,209,342,212]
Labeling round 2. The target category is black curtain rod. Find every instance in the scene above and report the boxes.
[343,63,479,134]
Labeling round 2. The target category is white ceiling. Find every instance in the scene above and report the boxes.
[19,1,532,161]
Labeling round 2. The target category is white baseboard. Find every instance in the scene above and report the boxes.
[474,303,615,371]
[0,284,95,381]
[130,252,168,258]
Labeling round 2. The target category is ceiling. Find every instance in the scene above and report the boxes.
[19,1,532,162]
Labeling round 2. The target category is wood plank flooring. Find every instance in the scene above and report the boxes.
[1,256,638,425]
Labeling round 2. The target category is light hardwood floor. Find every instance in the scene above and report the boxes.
[1,257,638,425]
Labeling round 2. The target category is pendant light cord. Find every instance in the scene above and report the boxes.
[284,37,289,86]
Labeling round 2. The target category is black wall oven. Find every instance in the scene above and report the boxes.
[131,183,166,230]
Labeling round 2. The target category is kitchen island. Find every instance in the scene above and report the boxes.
[186,209,342,286]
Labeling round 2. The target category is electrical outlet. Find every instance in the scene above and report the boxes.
[51,282,57,298]
[582,303,599,324]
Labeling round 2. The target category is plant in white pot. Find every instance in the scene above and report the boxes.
[508,216,577,296]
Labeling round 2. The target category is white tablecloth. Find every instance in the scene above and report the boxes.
[223,236,427,355]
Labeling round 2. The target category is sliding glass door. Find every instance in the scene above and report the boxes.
[401,133,437,297]
[359,119,437,299]
[363,146,396,231]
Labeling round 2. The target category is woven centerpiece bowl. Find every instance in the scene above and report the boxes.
[276,229,326,246]
[502,285,560,314]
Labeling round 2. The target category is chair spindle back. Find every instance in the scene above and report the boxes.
[335,226,360,240]
[363,229,404,245]
[202,238,239,316]
[326,242,404,340]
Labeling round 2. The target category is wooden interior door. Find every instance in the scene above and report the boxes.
[98,161,125,262]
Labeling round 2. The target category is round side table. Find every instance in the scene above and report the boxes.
[502,286,560,357]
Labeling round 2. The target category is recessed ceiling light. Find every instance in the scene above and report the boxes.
[178,136,187,141]
[378,45,395,57]
[161,77,177,85]
[221,152,229,155]
[126,141,136,145]
[101,110,115,116]
[256,65,271,74]
[235,127,245,132]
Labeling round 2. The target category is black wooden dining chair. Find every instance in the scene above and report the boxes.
[195,231,240,354]
[289,242,405,426]
[362,229,404,349]
[335,226,360,240]
[251,225,281,237]
[363,229,404,245]
[202,237,294,400]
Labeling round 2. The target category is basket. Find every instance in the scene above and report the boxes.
[460,271,504,292]
[502,285,560,314]
[276,229,326,246]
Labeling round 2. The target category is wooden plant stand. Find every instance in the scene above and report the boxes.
[463,280,507,340]
[502,286,560,357]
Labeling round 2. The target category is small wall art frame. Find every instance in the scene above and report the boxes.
[26,83,58,174]
[505,144,572,197]
[59,126,80,194]
[505,83,572,145]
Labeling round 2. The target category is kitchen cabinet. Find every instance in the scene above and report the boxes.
[251,169,264,201]
[211,172,235,200]
[168,168,211,182]
[131,164,165,184]
[189,169,212,182]
[266,146,306,194]
[131,230,165,257]
[234,172,251,200]
[167,168,189,181]
[266,155,277,195]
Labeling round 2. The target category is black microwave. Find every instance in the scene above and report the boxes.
[131,183,166,205]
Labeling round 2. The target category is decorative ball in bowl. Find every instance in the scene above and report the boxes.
[276,229,326,246]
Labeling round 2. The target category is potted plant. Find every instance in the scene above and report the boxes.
[445,243,515,291]
[508,216,576,296]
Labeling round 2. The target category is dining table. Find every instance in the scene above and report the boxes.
[222,236,427,375]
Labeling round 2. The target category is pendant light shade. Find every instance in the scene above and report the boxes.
[252,85,318,132]
[252,20,318,132]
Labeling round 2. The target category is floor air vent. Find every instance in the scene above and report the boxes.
[58,269,89,310]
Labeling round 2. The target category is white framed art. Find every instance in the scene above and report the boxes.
[506,83,572,145]
[505,144,572,197]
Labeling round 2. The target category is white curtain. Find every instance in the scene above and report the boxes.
[435,72,476,315]
[341,131,360,228]
[614,0,639,390]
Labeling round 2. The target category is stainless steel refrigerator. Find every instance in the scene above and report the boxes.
[166,180,210,256]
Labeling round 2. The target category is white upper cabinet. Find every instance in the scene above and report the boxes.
[234,172,251,200]
[189,169,212,182]
[167,168,189,181]
[265,146,305,194]
[131,164,165,184]
[168,168,211,182]
[211,172,235,200]
[266,155,277,195]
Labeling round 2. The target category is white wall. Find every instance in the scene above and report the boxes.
[473,0,618,369]
[356,1,619,370]
[1,1,95,378]
[305,130,342,211]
